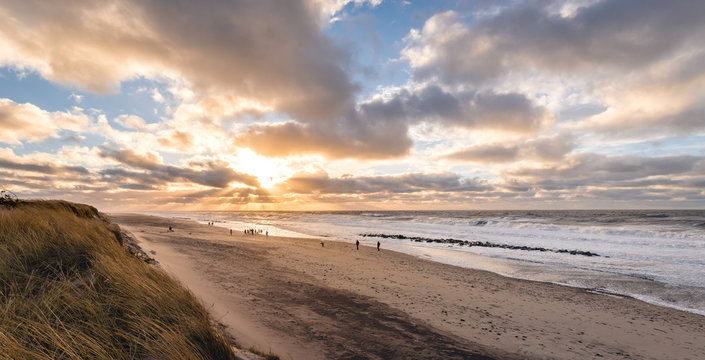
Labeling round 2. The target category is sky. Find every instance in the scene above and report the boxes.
[1,0,704,211]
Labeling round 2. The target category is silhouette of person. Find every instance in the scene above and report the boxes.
[377,241,380,251]
[356,239,360,250]
[321,241,325,247]
[230,229,232,236]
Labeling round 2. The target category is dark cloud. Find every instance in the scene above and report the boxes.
[401,1,705,138]
[275,172,492,195]
[0,158,88,175]
[97,146,259,188]
[162,163,259,188]
[407,1,705,85]
[100,168,160,186]
[360,86,551,132]
[99,160,260,189]
[99,146,162,169]
[171,187,274,204]
[444,143,519,163]
[582,188,694,202]
[506,153,705,189]
[237,115,413,159]
[118,183,156,191]
[444,134,574,163]
[238,85,551,158]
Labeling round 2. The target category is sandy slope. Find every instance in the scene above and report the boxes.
[111,214,705,360]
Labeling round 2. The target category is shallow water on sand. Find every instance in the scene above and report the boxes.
[147,210,705,315]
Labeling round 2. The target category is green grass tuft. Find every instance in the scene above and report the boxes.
[0,200,238,359]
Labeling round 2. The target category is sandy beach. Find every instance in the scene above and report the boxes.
[111,214,705,360]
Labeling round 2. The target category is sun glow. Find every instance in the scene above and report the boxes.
[228,149,289,188]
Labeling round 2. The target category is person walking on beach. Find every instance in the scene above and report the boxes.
[377,241,380,252]
[356,239,359,250]
[230,229,232,236]
[321,241,325,247]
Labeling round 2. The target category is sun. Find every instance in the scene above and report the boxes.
[228,149,288,188]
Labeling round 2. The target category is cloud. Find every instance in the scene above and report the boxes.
[169,187,274,205]
[97,151,260,188]
[274,171,491,194]
[0,0,357,121]
[151,89,164,103]
[401,2,705,137]
[444,143,519,164]
[68,93,83,104]
[0,143,260,200]
[444,134,575,163]
[359,85,552,132]
[313,0,383,19]
[163,162,260,188]
[237,115,412,159]
[506,153,705,189]
[404,2,705,84]
[0,157,88,176]
[98,146,163,169]
[577,93,705,136]
[0,98,89,144]
[1,0,560,161]
[238,84,551,158]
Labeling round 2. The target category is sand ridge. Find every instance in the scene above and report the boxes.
[111,214,705,360]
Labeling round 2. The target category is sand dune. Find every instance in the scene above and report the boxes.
[112,214,705,360]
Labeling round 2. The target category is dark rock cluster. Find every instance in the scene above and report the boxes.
[359,233,599,257]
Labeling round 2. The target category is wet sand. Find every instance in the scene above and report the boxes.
[111,214,705,360]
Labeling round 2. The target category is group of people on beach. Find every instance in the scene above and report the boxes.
[354,239,380,251]
[184,222,380,251]
[322,239,380,251]
[244,228,267,236]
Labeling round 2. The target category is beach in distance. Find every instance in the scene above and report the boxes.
[112,213,705,360]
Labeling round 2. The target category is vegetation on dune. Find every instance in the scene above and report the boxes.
[0,200,238,360]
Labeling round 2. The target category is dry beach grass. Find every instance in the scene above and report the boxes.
[0,200,238,360]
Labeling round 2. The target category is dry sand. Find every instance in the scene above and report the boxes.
[111,214,705,360]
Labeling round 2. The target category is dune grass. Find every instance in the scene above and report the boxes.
[0,200,238,359]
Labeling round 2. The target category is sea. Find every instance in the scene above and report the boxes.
[146,210,705,316]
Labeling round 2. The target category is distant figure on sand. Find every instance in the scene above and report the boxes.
[377,241,380,251]
[230,229,232,236]
[356,239,359,250]
[168,226,173,232]
[321,241,325,247]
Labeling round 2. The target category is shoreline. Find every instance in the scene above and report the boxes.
[112,213,705,360]
[142,210,705,317]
